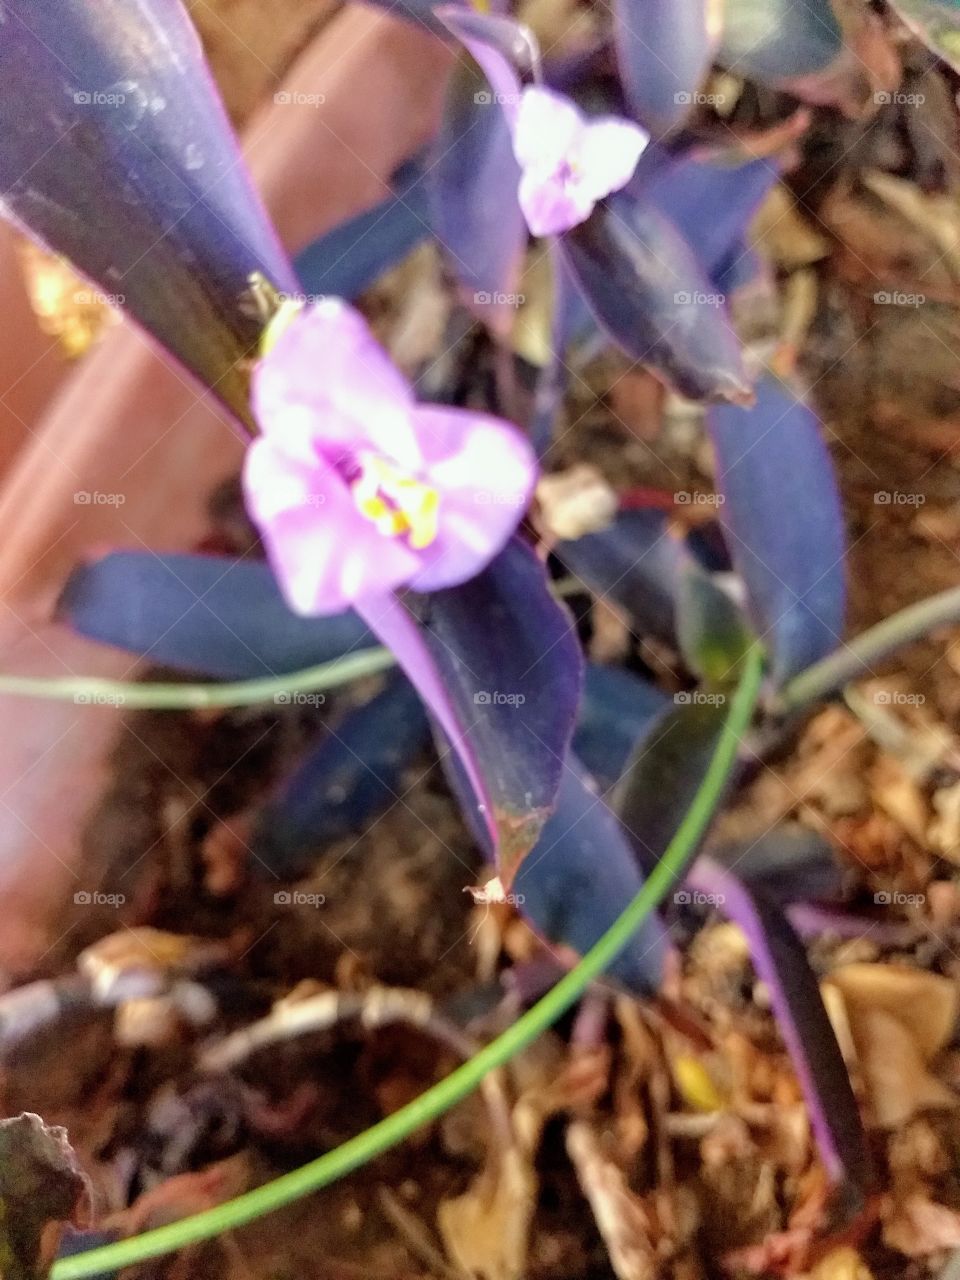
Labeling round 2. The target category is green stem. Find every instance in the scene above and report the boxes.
[50,645,764,1280]
[0,649,395,710]
[779,585,960,712]
[0,582,589,714]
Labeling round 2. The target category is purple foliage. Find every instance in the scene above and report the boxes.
[0,0,296,425]
[708,376,846,680]
[358,539,583,882]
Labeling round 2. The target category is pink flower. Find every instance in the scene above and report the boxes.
[511,86,648,237]
[243,299,536,615]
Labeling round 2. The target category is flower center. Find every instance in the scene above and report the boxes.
[350,453,440,551]
[555,157,579,186]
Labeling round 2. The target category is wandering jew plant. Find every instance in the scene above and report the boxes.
[0,0,958,1273]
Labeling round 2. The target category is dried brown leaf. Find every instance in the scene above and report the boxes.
[0,1113,87,1280]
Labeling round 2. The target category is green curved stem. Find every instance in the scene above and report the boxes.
[0,649,395,710]
[779,584,960,712]
[0,582,591,714]
[50,646,764,1280]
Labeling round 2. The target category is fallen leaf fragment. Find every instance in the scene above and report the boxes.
[0,1113,87,1280]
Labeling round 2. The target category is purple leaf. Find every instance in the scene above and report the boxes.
[295,162,430,301]
[515,757,669,993]
[558,193,750,402]
[428,67,526,327]
[718,0,842,84]
[0,0,296,426]
[252,675,430,878]
[435,8,539,109]
[555,509,682,645]
[689,857,873,1210]
[58,552,376,680]
[359,0,457,38]
[531,245,595,456]
[573,663,671,793]
[629,148,779,288]
[357,537,582,883]
[712,823,844,905]
[708,376,846,682]
[613,0,715,136]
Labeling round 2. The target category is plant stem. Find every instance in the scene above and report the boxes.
[779,584,960,712]
[0,649,396,710]
[50,645,764,1280]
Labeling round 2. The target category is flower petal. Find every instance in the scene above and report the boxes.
[576,117,649,202]
[408,406,536,592]
[253,298,420,468]
[512,85,585,172]
[518,170,595,237]
[243,434,420,615]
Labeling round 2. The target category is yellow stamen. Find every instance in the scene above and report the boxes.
[351,455,440,550]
